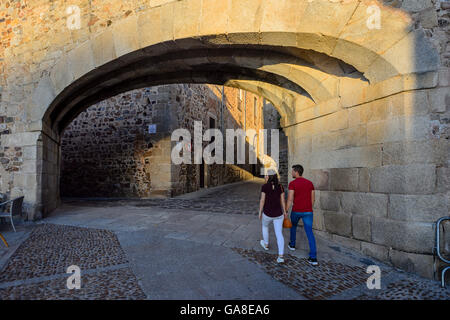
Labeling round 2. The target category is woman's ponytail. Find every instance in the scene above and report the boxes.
[267,174,279,191]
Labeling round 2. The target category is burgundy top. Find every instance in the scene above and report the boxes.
[288,177,315,212]
[261,183,285,218]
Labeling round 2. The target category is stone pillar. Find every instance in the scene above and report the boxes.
[0,131,43,220]
[39,131,61,217]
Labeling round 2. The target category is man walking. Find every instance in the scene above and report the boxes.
[286,165,318,265]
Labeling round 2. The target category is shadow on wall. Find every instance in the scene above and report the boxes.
[410,6,449,281]
[59,84,287,199]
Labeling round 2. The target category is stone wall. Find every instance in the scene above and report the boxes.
[61,87,170,198]
[170,84,266,196]
[285,87,449,279]
[60,84,268,198]
[263,99,289,186]
[0,0,448,280]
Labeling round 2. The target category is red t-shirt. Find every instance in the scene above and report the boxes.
[288,177,315,212]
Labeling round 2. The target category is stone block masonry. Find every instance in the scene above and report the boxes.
[0,0,448,281]
[60,84,272,198]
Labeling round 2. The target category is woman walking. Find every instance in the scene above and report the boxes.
[258,173,287,263]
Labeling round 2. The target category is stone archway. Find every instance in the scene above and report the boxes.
[0,0,447,279]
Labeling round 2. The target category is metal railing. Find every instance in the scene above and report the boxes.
[435,217,450,288]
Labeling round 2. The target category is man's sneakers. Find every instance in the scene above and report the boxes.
[288,244,296,251]
[276,256,285,263]
[307,257,318,266]
[260,240,269,251]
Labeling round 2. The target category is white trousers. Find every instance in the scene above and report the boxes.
[261,213,285,256]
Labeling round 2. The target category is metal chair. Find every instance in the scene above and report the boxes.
[0,196,24,232]
[435,216,450,288]
[0,233,8,247]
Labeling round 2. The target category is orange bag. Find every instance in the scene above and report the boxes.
[283,216,292,228]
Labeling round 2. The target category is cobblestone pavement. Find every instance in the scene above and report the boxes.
[353,280,450,300]
[233,249,450,300]
[63,180,262,215]
[233,248,369,300]
[0,180,449,300]
[0,224,146,300]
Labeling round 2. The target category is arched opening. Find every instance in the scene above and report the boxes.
[40,40,369,215]
[4,0,440,280]
[58,84,287,201]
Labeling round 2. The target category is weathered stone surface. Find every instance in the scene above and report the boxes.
[367,115,431,145]
[389,194,449,222]
[331,234,361,251]
[1,132,41,147]
[376,29,439,77]
[428,87,450,113]
[150,0,177,7]
[113,15,141,59]
[418,7,439,29]
[30,75,56,121]
[199,0,229,36]
[389,249,434,279]
[173,0,202,40]
[341,192,388,218]
[312,209,325,231]
[358,168,370,192]
[323,211,352,237]
[309,146,382,169]
[304,169,329,191]
[352,215,371,242]
[67,40,95,81]
[438,68,450,87]
[361,242,389,262]
[329,168,359,192]
[369,164,436,194]
[401,0,433,12]
[436,167,450,193]
[49,54,74,95]
[382,140,441,165]
[313,110,349,133]
[371,217,434,254]
[91,30,117,68]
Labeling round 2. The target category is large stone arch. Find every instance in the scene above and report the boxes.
[28,0,437,138]
[1,0,446,279]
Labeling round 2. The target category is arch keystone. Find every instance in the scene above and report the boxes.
[112,15,140,58]
[67,40,95,80]
[260,0,307,33]
[199,0,230,36]
[296,0,360,39]
[49,54,74,96]
[228,0,263,34]
[92,29,117,68]
[173,0,201,40]
[30,74,56,122]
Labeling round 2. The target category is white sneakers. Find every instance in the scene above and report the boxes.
[260,240,285,263]
[260,240,269,251]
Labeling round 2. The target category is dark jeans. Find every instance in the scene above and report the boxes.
[289,211,317,259]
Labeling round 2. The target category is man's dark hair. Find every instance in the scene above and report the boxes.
[292,165,304,176]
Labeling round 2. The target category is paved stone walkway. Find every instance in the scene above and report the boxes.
[0,180,448,300]
[0,224,145,299]
[62,180,261,215]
